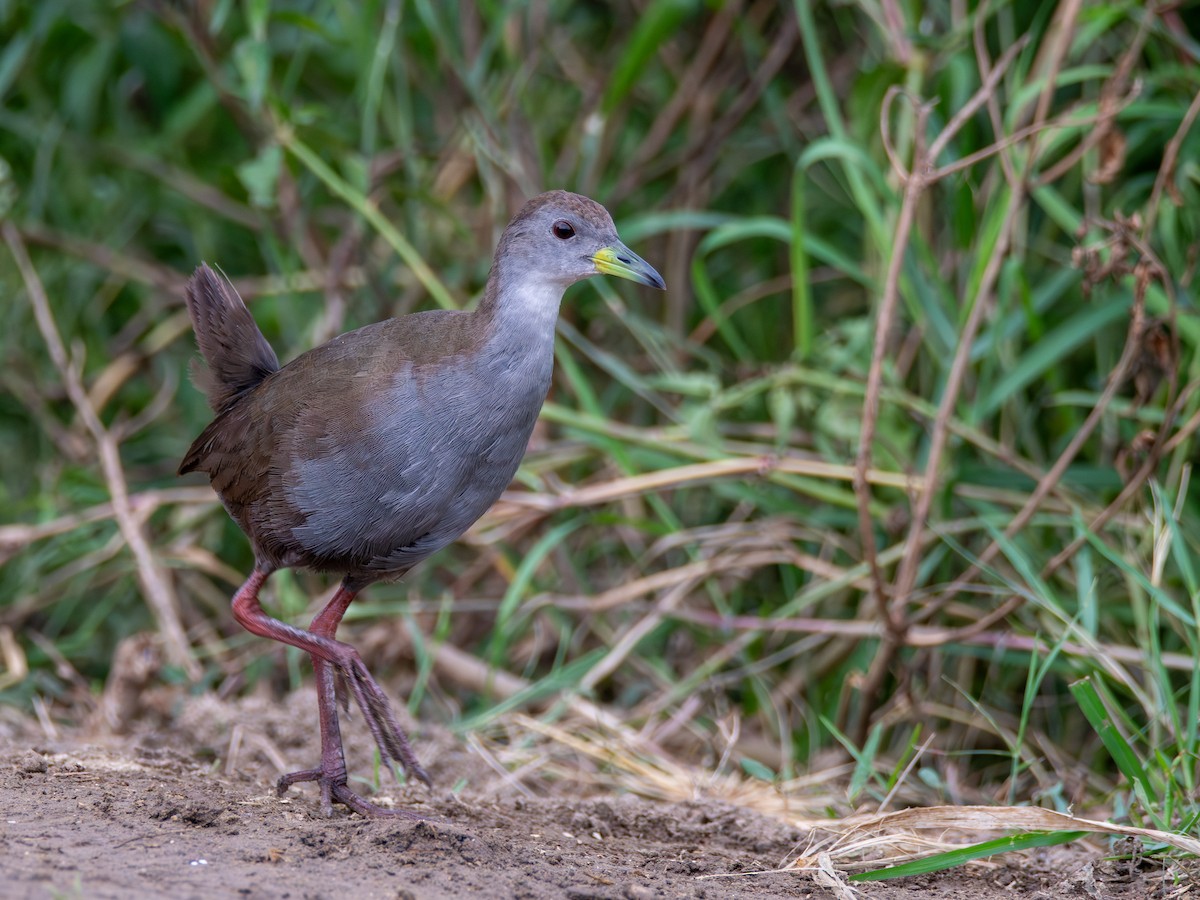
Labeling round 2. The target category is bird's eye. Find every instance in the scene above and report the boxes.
[552,220,575,240]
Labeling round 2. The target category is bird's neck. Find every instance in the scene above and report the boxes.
[477,261,565,355]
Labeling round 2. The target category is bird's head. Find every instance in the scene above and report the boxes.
[498,190,665,292]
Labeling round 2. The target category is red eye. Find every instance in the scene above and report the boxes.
[552,220,575,239]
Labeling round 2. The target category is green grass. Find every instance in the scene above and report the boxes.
[2,0,1200,877]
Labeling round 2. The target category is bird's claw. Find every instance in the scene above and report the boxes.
[277,766,426,819]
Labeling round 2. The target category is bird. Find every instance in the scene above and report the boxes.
[178,191,665,817]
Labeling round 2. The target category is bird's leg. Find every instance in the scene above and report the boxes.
[276,582,428,818]
[274,584,353,815]
[229,569,430,816]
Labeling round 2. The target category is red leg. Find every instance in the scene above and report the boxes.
[274,584,354,815]
[230,569,430,816]
[307,585,356,799]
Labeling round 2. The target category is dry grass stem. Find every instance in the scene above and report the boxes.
[496,457,924,516]
[431,639,625,734]
[0,487,214,559]
[4,224,200,679]
[825,805,1200,865]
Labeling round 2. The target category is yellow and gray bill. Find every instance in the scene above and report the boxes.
[592,243,666,290]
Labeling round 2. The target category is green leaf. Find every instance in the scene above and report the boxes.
[975,297,1130,419]
[233,36,271,110]
[852,831,1088,882]
[235,143,281,208]
[246,0,271,42]
[740,757,777,782]
[1070,677,1156,805]
[601,0,699,115]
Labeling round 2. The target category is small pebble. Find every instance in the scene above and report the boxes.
[17,752,47,774]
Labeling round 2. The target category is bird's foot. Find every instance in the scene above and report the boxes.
[333,654,432,788]
[277,766,426,819]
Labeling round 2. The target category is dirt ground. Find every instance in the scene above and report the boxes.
[0,691,1179,899]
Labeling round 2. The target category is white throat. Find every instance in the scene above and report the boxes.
[490,274,567,346]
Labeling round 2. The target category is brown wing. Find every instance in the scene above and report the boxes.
[178,310,485,567]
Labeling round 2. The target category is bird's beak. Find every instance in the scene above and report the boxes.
[592,243,666,291]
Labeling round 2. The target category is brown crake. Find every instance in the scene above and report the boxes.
[179,192,664,817]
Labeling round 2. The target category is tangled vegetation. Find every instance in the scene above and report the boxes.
[2,0,1198,876]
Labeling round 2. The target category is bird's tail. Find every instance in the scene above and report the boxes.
[184,263,280,413]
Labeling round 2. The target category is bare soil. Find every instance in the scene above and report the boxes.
[0,692,1173,899]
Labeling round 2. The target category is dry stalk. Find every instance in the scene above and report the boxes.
[889,15,1073,624]
[4,224,200,680]
[973,0,1021,189]
[938,241,1169,637]
[879,0,912,65]
[928,1,1165,620]
[854,88,932,636]
[0,486,214,559]
[1164,383,1200,454]
[616,0,742,198]
[854,29,1037,737]
[827,805,1200,860]
[1143,86,1200,238]
[1040,259,1180,579]
[1033,5,1151,187]
[849,0,1182,713]
[579,578,698,692]
[18,222,184,294]
[496,456,924,517]
[431,639,625,733]
[931,87,1141,183]
[554,549,834,613]
[669,608,1197,673]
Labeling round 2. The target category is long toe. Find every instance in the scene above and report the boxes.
[277,766,426,818]
[344,657,432,787]
[330,782,427,819]
[277,767,323,795]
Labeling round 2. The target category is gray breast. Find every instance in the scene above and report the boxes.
[283,347,551,577]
